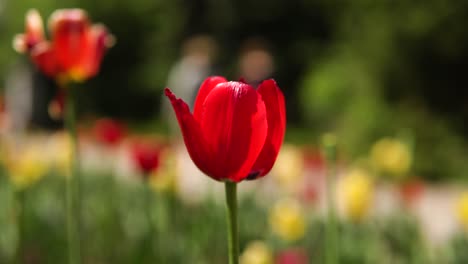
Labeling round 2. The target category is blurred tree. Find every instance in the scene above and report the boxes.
[299,1,468,180]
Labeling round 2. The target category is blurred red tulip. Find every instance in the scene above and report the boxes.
[165,76,286,182]
[13,9,114,84]
[303,148,325,170]
[399,179,425,206]
[301,185,318,205]
[276,249,308,264]
[131,142,161,175]
[94,118,126,146]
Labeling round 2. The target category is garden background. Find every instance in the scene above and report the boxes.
[1,0,468,263]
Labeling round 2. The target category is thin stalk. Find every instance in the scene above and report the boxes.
[322,134,338,264]
[154,190,168,261]
[325,157,338,264]
[65,88,81,264]
[144,181,155,261]
[109,169,122,262]
[224,182,238,264]
[14,189,25,264]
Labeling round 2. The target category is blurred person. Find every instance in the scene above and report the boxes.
[163,35,218,135]
[5,62,62,135]
[4,63,33,134]
[238,38,275,86]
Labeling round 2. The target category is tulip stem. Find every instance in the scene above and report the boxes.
[14,188,25,264]
[325,163,338,264]
[65,88,81,264]
[144,181,155,261]
[154,190,168,261]
[323,134,338,264]
[225,181,239,264]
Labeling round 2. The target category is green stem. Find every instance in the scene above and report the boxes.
[65,88,81,264]
[109,171,122,261]
[322,134,338,264]
[14,189,25,264]
[225,182,238,264]
[144,181,155,261]
[154,190,168,261]
[325,160,338,264]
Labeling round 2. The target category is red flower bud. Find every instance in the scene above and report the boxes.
[131,142,161,175]
[276,249,308,264]
[399,179,425,207]
[93,118,126,146]
[165,76,286,182]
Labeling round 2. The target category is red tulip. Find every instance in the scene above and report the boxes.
[165,76,286,182]
[399,179,425,207]
[131,142,161,175]
[93,118,126,146]
[276,249,308,264]
[303,148,325,170]
[13,9,114,84]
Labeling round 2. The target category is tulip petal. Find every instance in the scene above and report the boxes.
[25,9,44,50]
[49,9,90,73]
[13,9,44,53]
[200,82,267,182]
[30,42,60,78]
[131,142,160,175]
[165,88,215,177]
[75,24,113,81]
[193,76,227,121]
[250,79,286,178]
[12,34,27,53]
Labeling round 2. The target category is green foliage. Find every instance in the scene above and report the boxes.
[0,168,464,263]
[298,0,468,181]
[2,0,468,180]
[448,233,468,264]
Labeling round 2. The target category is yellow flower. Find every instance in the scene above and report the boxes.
[5,144,48,189]
[269,198,306,242]
[149,148,177,193]
[339,169,374,222]
[370,138,411,178]
[240,241,273,264]
[456,191,468,230]
[272,144,304,192]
